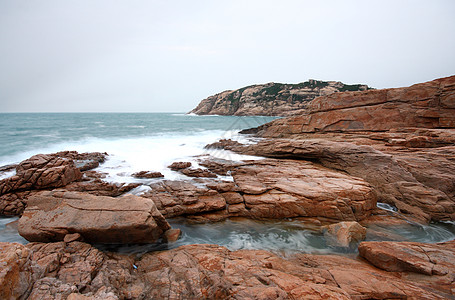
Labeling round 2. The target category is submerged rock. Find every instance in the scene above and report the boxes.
[18,190,171,244]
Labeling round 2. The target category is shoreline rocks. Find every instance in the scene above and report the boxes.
[18,190,171,244]
[1,241,454,299]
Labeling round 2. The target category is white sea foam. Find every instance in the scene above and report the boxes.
[0,129,262,184]
[0,169,16,180]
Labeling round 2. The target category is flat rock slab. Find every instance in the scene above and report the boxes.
[18,190,170,244]
[232,159,377,221]
[359,240,455,276]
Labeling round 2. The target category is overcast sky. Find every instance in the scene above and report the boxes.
[1,0,454,112]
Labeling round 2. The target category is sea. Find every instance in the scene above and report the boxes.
[0,112,454,255]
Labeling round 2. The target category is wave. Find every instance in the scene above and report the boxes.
[0,130,263,185]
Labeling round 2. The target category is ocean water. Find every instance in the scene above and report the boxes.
[0,113,276,182]
[1,113,454,253]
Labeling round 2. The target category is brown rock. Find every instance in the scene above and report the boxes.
[256,75,455,136]
[18,190,171,244]
[0,154,82,196]
[131,171,164,178]
[0,242,35,300]
[359,240,455,276]
[242,138,455,223]
[64,233,84,243]
[180,168,217,178]
[163,228,182,243]
[168,161,192,170]
[232,159,376,221]
[322,221,366,247]
[143,180,227,219]
[0,240,451,299]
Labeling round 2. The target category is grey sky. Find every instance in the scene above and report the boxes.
[1,0,454,112]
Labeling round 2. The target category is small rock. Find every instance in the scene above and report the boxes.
[168,162,192,170]
[132,171,164,179]
[181,168,217,178]
[164,229,182,243]
[323,221,366,247]
[64,233,84,243]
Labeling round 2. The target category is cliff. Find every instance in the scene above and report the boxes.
[246,75,455,137]
[190,80,371,116]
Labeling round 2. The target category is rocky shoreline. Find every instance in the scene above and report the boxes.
[1,76,455,299]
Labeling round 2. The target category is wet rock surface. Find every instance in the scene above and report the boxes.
[18,190,171,244]
[1,241,454,299]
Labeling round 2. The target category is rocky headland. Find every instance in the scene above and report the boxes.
[190,80,370,116]
[1,76,455,299]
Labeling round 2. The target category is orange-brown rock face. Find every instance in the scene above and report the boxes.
[232,76,455,223]
[257,75,455,137]
[18,190,171,244]
[0,242,35,300]
[240,138,455,223]
[144,159,376,223]
[2,241,453,299]
[359,240,455,276]
[0,151,139,216]
[0,154,82,196]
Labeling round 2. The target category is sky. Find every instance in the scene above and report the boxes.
[1,0,454,113]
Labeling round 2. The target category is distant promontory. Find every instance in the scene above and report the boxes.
[190,80,372,116]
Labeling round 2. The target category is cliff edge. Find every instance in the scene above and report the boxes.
[190,80,371,116]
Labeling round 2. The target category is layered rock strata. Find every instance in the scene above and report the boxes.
[250,75,455,136]
[227,76,455,223]
[143,158,376,223]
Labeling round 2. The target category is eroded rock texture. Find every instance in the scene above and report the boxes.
[144,158,376,223]
[1,241,454,299]
[18,190,170,244]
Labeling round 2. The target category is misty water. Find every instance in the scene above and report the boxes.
[1,113,454,255]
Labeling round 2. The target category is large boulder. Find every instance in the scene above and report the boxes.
[18,190,170,244]
[0,154,82,196]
